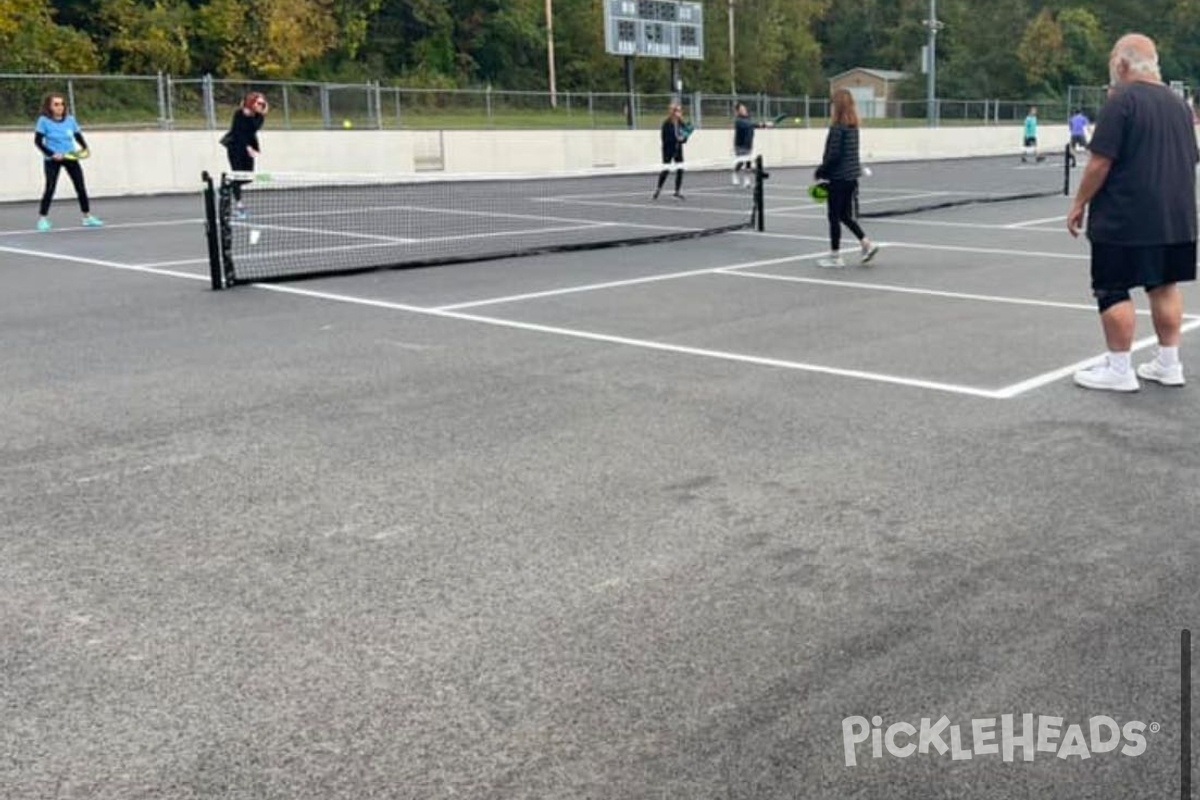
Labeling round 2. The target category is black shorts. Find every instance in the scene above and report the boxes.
[1090,241,1198,291]
[1023,136,1037,148]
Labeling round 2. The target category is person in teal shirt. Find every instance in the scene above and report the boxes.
[1021,106,1043,163]
[33,93,103,232]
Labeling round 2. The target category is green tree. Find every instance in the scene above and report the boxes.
[1057,7,1107,86]
[1017,9,1067,89]
[97,0,194,74]
[0,0,99,71]
[938,0,1032,97]
[195,0,339,77]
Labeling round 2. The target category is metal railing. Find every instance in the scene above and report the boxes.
[0,72,1080,132]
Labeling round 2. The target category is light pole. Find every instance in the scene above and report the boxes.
[728,0,736,97]
[546,0,557,108]
[923,0,943,127]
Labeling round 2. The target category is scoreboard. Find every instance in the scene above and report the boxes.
[604,0,704,61]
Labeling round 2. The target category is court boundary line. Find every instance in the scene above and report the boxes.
[10,240,1197,400]
[0,244,208,281]
[433,252,829,311]
[718,268,1200,318]
[252,282,1006,399]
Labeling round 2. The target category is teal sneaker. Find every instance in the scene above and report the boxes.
[36,217,52,232]
[82,215,104,228]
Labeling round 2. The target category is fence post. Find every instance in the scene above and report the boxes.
[804,95,810,128]
[67,80,77,121]
[692,90,701,128]
[588,91,594,128]
[485,83,493,127]
[156,71,168,129]
[203,74,217,129]
[320,84,331,129]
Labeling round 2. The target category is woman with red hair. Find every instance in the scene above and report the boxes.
[221,92,269,218]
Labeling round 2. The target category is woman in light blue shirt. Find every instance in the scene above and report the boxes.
[33,94,103,232]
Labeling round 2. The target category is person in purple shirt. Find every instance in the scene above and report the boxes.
[1069,109,1090,153]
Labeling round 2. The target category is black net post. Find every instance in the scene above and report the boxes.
[1063,142,1073,195]
[216,174,235,287]
[202,171,224,290]
[754,155,766,232]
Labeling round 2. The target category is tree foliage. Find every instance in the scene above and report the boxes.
[1,0,100,72]
[16,0,1200,96]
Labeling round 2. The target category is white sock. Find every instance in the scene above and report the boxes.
[1157,346,1180,366]
[1108,351,1132,373]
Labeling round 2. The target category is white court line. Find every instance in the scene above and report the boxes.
[232,223,620,264]
[14,241,1200,400]
[255,282,1003,399]
[434,252,831,311]
[994,318,1200,398]
[722,268,1200,321]
[1005,214,1066,229]
[235,220,419,244]
[771,212,1072,232]
[0,218,203,237]
[0,244,207,281]
[539,197,753,218]
[738,229,1089,260]
[721,270,1102,313]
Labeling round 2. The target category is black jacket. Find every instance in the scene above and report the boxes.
[224,110,264,153]
[815,124,861,181]
[660,119,685,161]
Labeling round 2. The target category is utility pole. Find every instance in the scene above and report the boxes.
[728,0,736,97]
[923,0,943,127]
[546,0,557,108]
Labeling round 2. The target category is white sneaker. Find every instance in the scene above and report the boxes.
[1136,358,1185,386]
[1073,361,1139,392]
[817,256,845,269]
[861,244,880,264]
[731,172,740,185]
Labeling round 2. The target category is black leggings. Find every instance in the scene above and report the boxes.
[226,147,256,202]
[39,159,90,216]
[826,179,865,251]
[655,154,684,194]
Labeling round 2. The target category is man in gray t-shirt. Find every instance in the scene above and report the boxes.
[1067,33,1199,391]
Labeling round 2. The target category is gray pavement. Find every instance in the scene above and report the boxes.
[1,168,1198,799]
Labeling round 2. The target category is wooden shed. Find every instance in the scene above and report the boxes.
[829,68,909,119]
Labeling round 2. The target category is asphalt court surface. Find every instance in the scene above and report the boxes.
[3,164,1200,799]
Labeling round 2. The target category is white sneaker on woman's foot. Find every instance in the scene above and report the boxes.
[817,255,845,268]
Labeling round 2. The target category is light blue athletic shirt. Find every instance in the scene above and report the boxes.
[35,114,82,158]
[1023,115,1038,139]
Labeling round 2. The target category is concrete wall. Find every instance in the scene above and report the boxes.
[0,125,1069,203]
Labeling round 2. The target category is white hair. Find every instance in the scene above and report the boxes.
[1112,39,1161,80]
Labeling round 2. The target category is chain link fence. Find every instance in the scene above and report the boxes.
[0,72,1086,132]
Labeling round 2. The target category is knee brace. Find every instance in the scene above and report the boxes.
[1094,288,1131,313]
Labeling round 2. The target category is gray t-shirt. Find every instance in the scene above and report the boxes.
[1087,81,1199,245]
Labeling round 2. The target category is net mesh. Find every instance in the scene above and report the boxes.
[208,160,760,287]
[765,150,1072,219]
